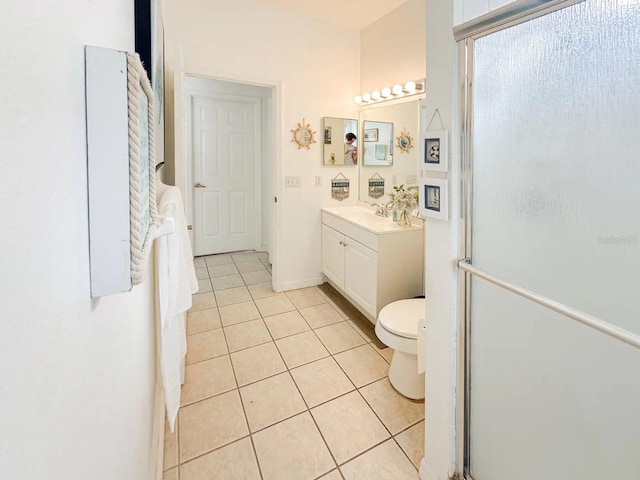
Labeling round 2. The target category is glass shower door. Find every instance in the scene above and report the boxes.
[465,1,640,479]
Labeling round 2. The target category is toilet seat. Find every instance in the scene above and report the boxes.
[377,298,424,339]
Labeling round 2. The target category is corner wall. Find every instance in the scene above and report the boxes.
[0,2,158,479]
[163,0,361,291]
[423,1,523,479]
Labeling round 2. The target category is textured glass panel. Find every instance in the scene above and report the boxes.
[470,1,640,478]
[470,279,640,479]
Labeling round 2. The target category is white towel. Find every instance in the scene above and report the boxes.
[155,183,198,431]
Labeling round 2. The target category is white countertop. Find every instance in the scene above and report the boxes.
[322,206,423,234]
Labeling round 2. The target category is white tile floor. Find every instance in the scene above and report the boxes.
[163,251,424,480]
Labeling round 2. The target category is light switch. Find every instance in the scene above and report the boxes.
[315,176,322,187]
[285,176,301,187]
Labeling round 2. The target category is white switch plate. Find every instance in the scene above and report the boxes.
[285,176,301,187]
[315,176,322,187]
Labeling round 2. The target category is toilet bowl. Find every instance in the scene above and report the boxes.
[375,298,425,400]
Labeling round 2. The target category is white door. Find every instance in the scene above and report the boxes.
[191,94,259,255]
[321,224,345,289]
[344,240,377,317]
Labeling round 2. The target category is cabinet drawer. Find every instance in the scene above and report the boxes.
[321,212,378,252]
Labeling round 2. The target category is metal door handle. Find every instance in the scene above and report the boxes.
[194,183,206,188]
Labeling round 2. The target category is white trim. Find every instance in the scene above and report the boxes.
[281,275,324,292]
[419,459,439,480]
[150,377,165,480]
[174,70,283,293]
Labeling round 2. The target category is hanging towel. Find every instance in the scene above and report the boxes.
[155,182,198,431]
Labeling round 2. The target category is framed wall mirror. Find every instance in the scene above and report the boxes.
[358,99,424,205]
[362,120,393,166]
[322,117,358,165]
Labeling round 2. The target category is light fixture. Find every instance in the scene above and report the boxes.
[354,79,425,105]
[403,80,416,93]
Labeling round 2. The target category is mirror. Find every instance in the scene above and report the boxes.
[291,118,317,150]
[362,120,393,166]
[358,99,423,205]
[322,117,358,165]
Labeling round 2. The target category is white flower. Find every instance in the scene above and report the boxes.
[387,184,418,211]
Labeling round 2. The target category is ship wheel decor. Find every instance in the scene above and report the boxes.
[396,127,414,153]
[291,118,317,150]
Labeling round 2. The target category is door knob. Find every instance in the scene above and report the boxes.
[194,183,206,188]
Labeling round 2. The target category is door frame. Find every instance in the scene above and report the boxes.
[175,72,283,291]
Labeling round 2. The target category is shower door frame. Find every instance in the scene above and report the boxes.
[452,0,640,478]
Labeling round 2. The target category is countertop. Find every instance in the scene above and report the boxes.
[322,206,423,235]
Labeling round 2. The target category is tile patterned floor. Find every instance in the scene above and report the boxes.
[163,251,424,480]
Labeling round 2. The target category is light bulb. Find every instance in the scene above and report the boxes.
[362,92,372,102]
[404,80,416,93]
[381,87,392,98]
[392,84,403,95]
[354,95,363,104]
[371,90,381,101]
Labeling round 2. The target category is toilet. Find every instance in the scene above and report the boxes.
[375,298,425,400]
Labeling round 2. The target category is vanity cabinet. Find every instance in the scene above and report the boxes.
[321,208,423,323]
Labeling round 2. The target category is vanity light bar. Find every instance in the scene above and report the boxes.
[355,79,424,104]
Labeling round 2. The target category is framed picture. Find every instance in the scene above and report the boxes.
[420,130,448,172]
[85,46,160,297]
[135,0,164,167]
[127,52,161,283]
[375,144,386,160]
[364,128,379,142]
[420,177,448,221]
[324,126,332,144]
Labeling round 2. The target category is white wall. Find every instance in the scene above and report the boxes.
[163,0,361,291]
[360,0,426,93]
[422,1,522,479]
[0,2,158,479]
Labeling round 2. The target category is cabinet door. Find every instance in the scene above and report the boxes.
[321,224,345,289]
[344,239,377,318]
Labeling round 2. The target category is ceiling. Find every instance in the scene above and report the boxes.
[251,0,410,31]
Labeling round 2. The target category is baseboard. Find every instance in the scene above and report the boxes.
[419,459,439,480]
[280,275,323,292]
[150,379,165,480]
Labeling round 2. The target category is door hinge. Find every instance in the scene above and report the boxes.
[187,225,193,231]
[274,196,278,203]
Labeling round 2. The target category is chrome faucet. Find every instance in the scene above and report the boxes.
[374,204,388,217]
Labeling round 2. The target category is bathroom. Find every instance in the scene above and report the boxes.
[162,0,429,477]
[2,1,639,480]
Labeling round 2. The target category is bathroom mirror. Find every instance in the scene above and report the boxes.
[362,120,393,166]
[322,117,358,165]
[358,99,424,205]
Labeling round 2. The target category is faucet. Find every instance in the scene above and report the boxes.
[374,204,388,217]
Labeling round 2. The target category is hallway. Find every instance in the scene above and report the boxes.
[163,251,424,479]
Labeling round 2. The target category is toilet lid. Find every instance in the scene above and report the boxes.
[377,298,425,339]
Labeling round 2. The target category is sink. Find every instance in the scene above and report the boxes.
[321,206,422,234]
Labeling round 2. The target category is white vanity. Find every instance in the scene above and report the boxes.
[321,206,424,323]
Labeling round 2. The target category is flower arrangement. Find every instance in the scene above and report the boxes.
[387,184,418,212]
[387,185,419,226]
